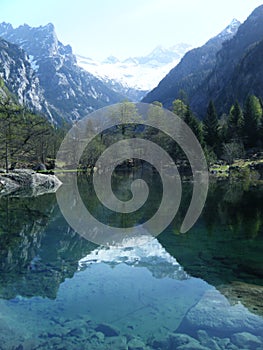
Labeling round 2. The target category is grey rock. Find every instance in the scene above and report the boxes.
[50,337,62,346]
[183,289,263,334]
[105,336,127,350]
[214,337,238,350]
[197,330,221,350]
[169,333,200,347]
[33,163,47,171]
[0,169,61,196]
[0,176,19,194]
[176,344,209,350]
[95,323,120,337]
[67,327,84,337]
[93,331,105,343]
[231,332,263,349]
[127,338,145,350]
[151,337,168,349]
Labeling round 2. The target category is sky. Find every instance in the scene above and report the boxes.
[1,0,263,60]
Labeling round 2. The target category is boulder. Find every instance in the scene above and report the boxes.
[179,289,263,335]
[105,336,127,350]
[169,333,201,348]
[33,163,47,171]
[196,330,221,350]
[127,338,145,350]
[94,323,120,337]
[231,332,262,349]
[0,169,62,196]
[0,176,20,194]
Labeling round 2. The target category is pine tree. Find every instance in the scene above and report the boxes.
[177,89,189,105]
[203,100,220,150]
[172,99,187,118]
[227,100,244,141]
[184,105,203,145]
[243,95,262,147]
[0,99,24,172]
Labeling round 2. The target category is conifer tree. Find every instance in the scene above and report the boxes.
[203,100,220,150]
[184,105,203,145]
[172,99,187,118]
[243,95,262,147]
[227,100,244,141]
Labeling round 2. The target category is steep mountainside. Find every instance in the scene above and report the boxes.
[191,5,263,115]
[143,5,263,118]
[142,19,240,112]
[222,38,263,104]
[0,37,47,114]
[0,22,127,124]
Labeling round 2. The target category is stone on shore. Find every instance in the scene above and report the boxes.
[0,169,62,196]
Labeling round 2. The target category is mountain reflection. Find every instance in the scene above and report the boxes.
[0,176,262,321]
[0,193,96,299]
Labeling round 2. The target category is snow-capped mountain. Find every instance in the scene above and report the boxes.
[143,18,241,111]
[0,37,43,112]
[76,43,192,91]
[0,22,129,124]
[143,5,263,117]
[217,18,240,39]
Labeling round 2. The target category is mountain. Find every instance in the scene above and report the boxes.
[142,19,241,112]
[76,43,192,92]
[144,5,263,118]
[0,37,48,113]
[191,5,263,115]
[221,37,263,105]
[0,22,128,124]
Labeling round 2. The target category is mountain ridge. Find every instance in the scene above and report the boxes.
[191,4,263,115]
[142,18,241,112]
[0,22,129,124]
[76,43,192,91]
[143,5,263,118]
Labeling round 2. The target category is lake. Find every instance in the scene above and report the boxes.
[0,170,263,350]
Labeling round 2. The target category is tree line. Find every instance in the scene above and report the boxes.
[0,93,262,172]
[171,93,263,164]
[0,97,66,172]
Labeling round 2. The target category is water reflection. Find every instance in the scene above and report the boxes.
[0,193,95,299]
[160,180,263,287]
[0,174,262,349]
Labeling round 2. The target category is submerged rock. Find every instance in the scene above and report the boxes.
[167,333,210,350]
[176,344,209,350]
[93,331,105,342]
[127,338,145,350]
[169,333,201,348]
[95,323,120,337]
[196,330,221,350]
[179,289,263,335]
[105,336,127,350]
[231,332,262,348]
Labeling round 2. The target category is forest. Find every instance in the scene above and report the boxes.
[0,91,262,172]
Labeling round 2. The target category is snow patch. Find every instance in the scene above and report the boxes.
[28,55,39,71]
[76,43,192,91]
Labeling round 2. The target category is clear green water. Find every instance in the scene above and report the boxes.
[0,171,263,349]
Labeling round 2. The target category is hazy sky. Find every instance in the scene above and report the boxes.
[1,0,263,59]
